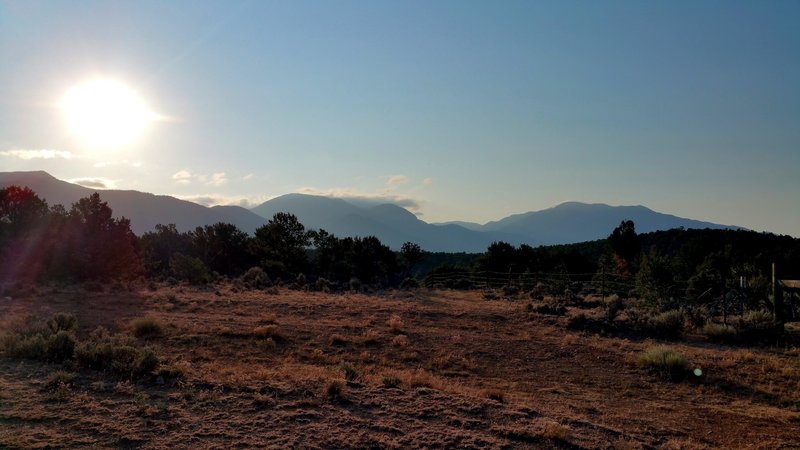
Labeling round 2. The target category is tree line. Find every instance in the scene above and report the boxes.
[442,220,800,319]
[0,187,423,289]
[3,185,798,311]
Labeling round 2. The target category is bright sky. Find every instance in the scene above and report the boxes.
[1,1,798,236]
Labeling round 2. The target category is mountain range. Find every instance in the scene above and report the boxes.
[1,171,741,252]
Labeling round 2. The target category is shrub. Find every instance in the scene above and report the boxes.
[349,277,362,292]
[485,389,505,403]
[400,277,419,290]
[45,370,77,391]
[315,277,332,292]
[382,376,401,388]
[482,290,500,300]
[253,325,285,342]
[683,305,710,330]
[637,345,690,381]
[169,253,212,284]
[75,327,159,377]
[338,362,359,382]
[156,363,187,381]
[326,379,345,400]
[386,314,404,333]
[603,295,625,322]
[45,331,77,362]
[533,301,567,316]
[3,333,47,359]
[134,347,160,376]
[391,335,409,347]
[542,421,572,443]
[329,334,350,346]
[703,322,737,343]
[737,310,780,344]
[47,313,77,334]
[130,316,163,338]
[239,267,270,290]
[264,286,279,295]
[566,313,613,334]
[295,273,307,288]
[502,284,520,297]
[644,310,685,339]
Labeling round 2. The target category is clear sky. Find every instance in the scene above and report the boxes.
[1,1,798,236]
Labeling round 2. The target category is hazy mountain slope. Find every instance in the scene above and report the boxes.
[251,194,501,252]
[481,201,740,245]
[0,171,266,235]
[1,171,744,250]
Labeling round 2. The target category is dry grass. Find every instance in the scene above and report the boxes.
[1,285,799,449]
[386,314,404,333]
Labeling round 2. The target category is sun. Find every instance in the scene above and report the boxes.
[61,78,157,149]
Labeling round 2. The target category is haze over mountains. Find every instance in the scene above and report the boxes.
[1,171,741,252]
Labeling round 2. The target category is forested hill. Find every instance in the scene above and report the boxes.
[416,228,800,281]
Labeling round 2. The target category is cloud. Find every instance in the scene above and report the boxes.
[0,149,74,160]
[68,177,118,189]
[243,173,254,181]
[297,187,422,211]
[209,172,227,187]
[172,170,229,186]
[423,177,433,186]
[175,193,270,209]
[386,174,409,185]
[172,170,192,185]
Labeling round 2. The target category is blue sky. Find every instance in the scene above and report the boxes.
[1,1,798,236]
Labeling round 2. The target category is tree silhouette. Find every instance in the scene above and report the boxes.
[67,193,142,280]
[253,212,310,277]
[608,220,639,275]
[400,241,424,277]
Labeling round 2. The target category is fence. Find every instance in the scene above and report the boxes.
[422,269,799,322]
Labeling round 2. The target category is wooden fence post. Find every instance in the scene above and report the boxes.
[773,263,784,326]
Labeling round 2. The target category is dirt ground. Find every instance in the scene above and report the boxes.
[1,285,799,449]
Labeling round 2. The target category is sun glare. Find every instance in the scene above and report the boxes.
[61,78,156,149]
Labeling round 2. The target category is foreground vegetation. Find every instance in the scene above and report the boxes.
[1,283,799,448]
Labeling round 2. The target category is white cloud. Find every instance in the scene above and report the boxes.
[297,187,422,211]
[68,177,118,189]
[172,169,192,185]
[243,173,254,181]
[176,193,270,209]
[208,172,227,187]
[0,149,74,160]
[423,177,433,186]
[386,174,409,185]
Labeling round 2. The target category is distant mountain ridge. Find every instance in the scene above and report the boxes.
[1,171,743,252]
[0,171,266,235]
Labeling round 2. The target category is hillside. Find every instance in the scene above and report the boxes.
[455,202,741,245]
[2,171,747,251]
[0,171,266,235]
[251,194,511,252]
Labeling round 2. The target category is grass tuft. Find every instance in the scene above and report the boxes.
[130,316,163,338]
[637,345,690,381]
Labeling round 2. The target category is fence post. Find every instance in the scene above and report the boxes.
[601,266,606,302]
[773,263,784,326]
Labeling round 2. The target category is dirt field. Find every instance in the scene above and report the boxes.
[1,285,799,449]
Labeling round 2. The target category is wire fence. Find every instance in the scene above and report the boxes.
[422,269,637,294]
[422,269,800,321]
